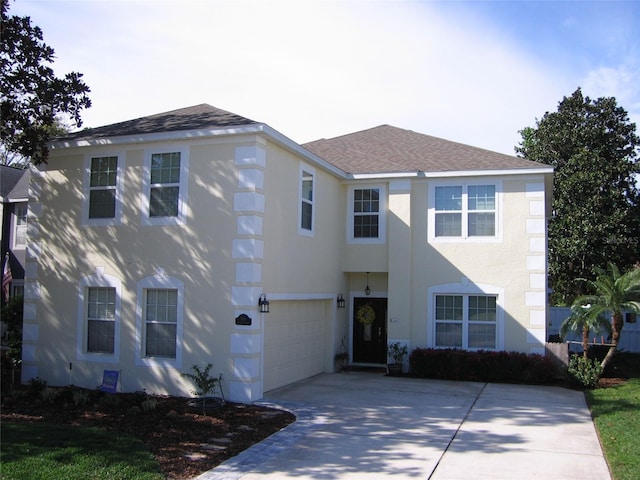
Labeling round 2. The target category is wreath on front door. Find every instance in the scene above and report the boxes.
[356,304,376,325]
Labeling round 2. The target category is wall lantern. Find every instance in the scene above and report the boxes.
[337,294,346,309]
[258,293,270,313]
[365,272,371,296]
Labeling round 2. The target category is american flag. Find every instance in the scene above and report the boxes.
[2,253,12,302]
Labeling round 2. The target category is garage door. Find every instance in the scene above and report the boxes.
[263,300,327,392]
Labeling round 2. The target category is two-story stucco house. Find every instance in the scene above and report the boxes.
[21,104,552,402]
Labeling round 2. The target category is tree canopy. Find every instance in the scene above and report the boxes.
[0,0,91,165]
[517,88,640,304]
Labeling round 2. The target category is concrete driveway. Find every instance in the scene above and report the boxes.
[197,372,610,480]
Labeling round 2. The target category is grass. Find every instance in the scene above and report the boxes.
[0,422,164,480]
[586,353,640,480]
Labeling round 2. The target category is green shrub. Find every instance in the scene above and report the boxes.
[409,348,557,384]
[568,355,603,388]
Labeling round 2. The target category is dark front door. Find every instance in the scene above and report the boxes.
[353,297,387,363]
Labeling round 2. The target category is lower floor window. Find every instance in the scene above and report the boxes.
[144,288,178,358]
[87,287,116,354]
[435,294,497,349]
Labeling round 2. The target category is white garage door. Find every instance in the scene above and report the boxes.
[263,300,327,392]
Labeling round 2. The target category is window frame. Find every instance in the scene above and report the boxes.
[141,146,189,226]
[427,282,504,351]
[82,153,125,227]
[298,164,315,236]
[86,286,117,354]
[12,203,28,248]
[76,272,121,363]
[347,184,387,244]
[135,274,184,368]
[428,180,502,243]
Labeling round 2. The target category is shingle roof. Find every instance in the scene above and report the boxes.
[56,104,258,142]
[0,165,30,201]
[303,125,545,175]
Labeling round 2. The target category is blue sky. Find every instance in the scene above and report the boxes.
[8,0,640,155]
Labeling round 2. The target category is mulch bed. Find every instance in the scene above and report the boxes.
[1,389,295,479]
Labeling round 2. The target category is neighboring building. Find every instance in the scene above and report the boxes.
[1,164,30,303]
[22,104,553,402]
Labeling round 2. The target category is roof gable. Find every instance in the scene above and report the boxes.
[57,104,258,142]
[1,165,30,201]
[303,125,545,174]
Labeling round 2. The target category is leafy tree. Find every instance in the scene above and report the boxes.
[517,88,640,304]
[1,0,91,165]
[571,263,640,371]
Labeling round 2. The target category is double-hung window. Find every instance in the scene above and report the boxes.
[83,154,123,226]
[144,289,178,358]
[299,166,314,235]
[87,287,116,354]
[430,182,499,241]
[136,274,183,367]
[143,148,189,225]
[150,153,181,217]
[77,272,121,362]
[13,204,27,248]
[354,188,380,238]
[348,185,386,243]
[89,156,118,218]
[434,294,498,349]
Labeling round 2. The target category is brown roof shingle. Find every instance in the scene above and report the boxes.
[303,125,544,175]
[57,104,257,142]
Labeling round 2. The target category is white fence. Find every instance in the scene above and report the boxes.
[548,307,640,353]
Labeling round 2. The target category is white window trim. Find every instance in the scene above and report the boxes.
[141,146,190,226]
[135,273,184,368]
[427,282,504,350]
[81,153,125,227]
[427,180,503,243]
[347,184,387,244]
[298,164,315,237]
[76,272,121,363]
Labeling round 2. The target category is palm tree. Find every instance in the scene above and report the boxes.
[571,263,640,370]
[560,304,610,359]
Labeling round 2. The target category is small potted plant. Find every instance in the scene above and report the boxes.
[335,351,349,372]
[387,342,408,376]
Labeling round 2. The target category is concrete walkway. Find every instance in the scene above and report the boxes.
[197,372,611,479]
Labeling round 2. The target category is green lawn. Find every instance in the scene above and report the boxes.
[0,422,164,480]
[586,377,640,480]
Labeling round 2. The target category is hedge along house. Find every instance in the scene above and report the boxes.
[22,104,553,402]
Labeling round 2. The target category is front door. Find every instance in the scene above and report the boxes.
[353,297,387,364]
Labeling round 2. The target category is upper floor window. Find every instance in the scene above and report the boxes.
[150,153,180,217]
[429,182,501,242]
[299,166,315,235]
[348,185,386,243]
[83,153,124,226]
[89,156,118,218]
[13,204,27,248]
[142,148,189,226]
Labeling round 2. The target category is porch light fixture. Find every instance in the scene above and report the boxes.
[365,272,371,296]
[258,293,270,313]
[337,294,346,309]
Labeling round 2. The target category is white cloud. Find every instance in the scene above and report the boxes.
[9,0,617,155]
